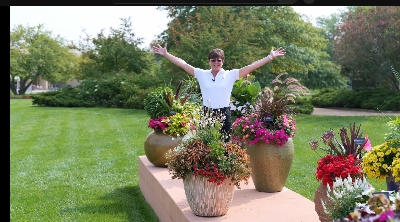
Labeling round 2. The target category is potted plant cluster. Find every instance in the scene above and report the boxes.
[309,122,372,222]
[345,191,400,221]
[165,109,251,217]
[321,175,373,221]
[321,174,400,221]
[143,81,200,167]
[362,116,400,192]
[231,72,309,192]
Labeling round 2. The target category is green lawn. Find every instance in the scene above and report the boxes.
[10,99,391,222]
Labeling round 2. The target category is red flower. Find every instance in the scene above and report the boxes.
[315,154,363,187]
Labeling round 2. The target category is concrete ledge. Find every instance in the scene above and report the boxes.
[138,155,320,222]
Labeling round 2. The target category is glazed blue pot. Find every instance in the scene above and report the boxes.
[386,173,400,192]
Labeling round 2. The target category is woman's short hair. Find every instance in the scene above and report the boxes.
[208,48,225,60]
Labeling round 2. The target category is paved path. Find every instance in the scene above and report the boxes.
[312,107,400,116]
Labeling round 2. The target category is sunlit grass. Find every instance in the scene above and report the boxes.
[10,99,156,222]
[286,114,390,200]
[10,99,393,221]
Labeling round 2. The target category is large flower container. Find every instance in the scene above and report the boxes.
[245,138,294,192]
[183,173,235,217]
[144,130,180,167]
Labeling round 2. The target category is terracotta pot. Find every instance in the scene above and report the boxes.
[314,183,332,222]
[183,173,235,217]
[245,138,294,192]
[144,130,180,167]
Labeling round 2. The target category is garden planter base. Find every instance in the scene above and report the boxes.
[183,173,235,217]
[246,138,294,192]
[138,155,320,222]
[314,183,332,222]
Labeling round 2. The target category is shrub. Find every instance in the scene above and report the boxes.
[311,88,400,111]
[30,71,160,109]
[31,87,97,107]
[291,97,314,114]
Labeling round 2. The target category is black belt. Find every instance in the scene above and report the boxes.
[203,106,230,112]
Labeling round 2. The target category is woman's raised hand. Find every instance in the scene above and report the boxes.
[153,43,167,56]
[269,47,286,59]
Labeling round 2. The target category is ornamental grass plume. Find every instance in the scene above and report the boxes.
[257,72,310,118]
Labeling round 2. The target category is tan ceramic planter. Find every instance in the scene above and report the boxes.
[246,138,294,192]
[183,173,235,217]
[144,130,180,167]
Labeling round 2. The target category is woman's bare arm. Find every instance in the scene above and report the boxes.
[153,44,195,76]
[238,47,286,78]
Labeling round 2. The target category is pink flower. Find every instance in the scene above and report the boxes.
[232,113,296,147]
[378,209,394,221]
[283,114,289,128]
[363,135,372,151]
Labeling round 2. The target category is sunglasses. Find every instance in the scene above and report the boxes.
[210,59,222,63]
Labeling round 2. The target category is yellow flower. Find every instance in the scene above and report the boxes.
[392,157,400,182]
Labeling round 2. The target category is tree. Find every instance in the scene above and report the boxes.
[247,6,344,89]
[316,11,344,60]
[153,6,262,87]
[10,24,79,95]
[154,6,344,90]
[334,6,400,91]
[305,10,350,89]
[74,17,157,80]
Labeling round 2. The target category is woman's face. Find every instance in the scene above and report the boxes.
[209,57,224,73]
